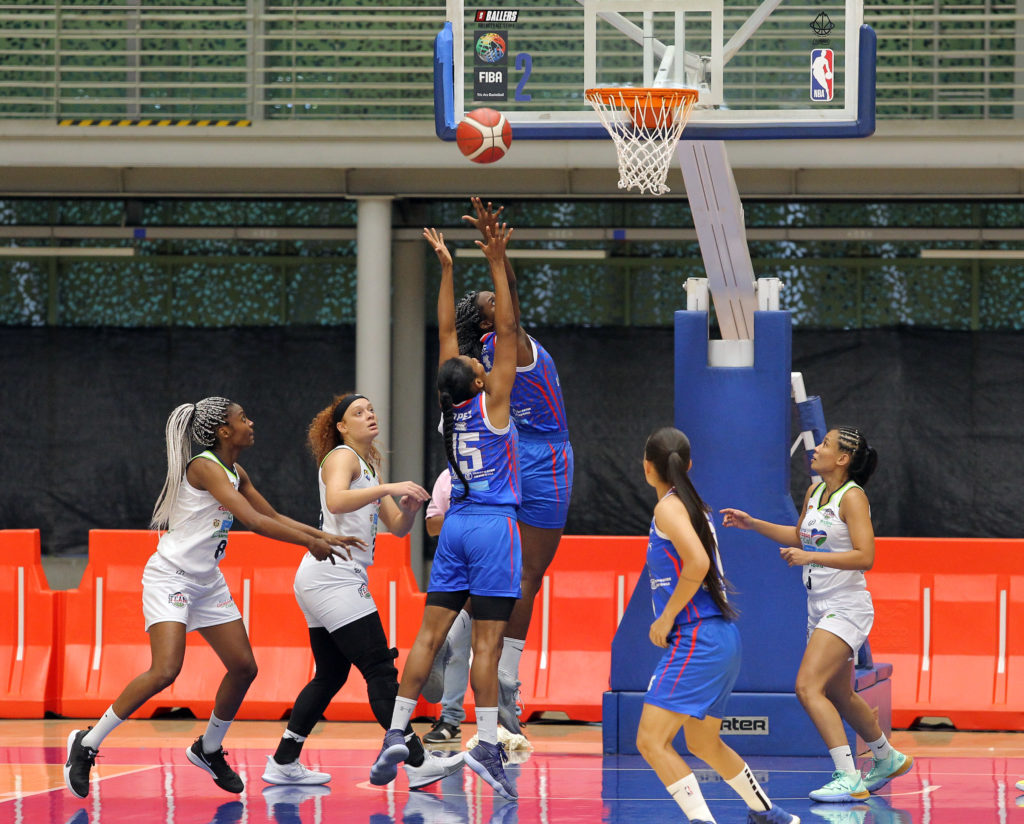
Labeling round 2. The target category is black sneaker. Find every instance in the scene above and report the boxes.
[64,728,98,799]
[423,719,461,743]
[186,736,244,793]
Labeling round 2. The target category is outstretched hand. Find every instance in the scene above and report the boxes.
[720,508,754,530]
[475,222,513,263]
[462,196,504,236]
[422,227,453,268]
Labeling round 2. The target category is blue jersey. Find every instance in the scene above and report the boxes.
[646,502,727,628]
[481,332,568,434]
[447,392,520,511]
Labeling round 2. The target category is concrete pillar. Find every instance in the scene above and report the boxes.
[356,197,394,479]
[391,238,428,585]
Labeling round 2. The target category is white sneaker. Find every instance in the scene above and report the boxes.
[403,749,465,790]
[261,783,331,816]
[261,755,331,785]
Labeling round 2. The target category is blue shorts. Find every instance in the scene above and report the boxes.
[430,504,522,598]
[644,617,741,719]
[517,430,574,529]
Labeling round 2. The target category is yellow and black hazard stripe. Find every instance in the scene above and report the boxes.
[58,118,251,127]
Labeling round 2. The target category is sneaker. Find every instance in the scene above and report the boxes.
[404,749,465,789]
[64,809,90,824]
[862,749,914,792]
[807,802,869,824]
[261,754,331,785]
[370,729,409,786]
[465,741,517,801]
[488,801,520,824]
[422,640,449,704]
[423,719,461,744]
[186,736,244,794]
[808,770,870,802]
[497,676,523,735]
[64,728,99,799]
[747,805,801,824]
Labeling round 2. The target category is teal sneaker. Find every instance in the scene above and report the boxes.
[808,770,870,802]
[862,750,914,792]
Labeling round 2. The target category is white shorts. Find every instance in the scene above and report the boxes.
[141,552,242,632]
[806,588,874,657]
[293,559,378,633]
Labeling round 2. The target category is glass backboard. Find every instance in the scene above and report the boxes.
[435,0,874,140]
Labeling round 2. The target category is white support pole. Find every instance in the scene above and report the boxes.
[391,239,427,586]
[356,197,394,478]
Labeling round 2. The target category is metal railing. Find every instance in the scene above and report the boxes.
[0,1,1020,121]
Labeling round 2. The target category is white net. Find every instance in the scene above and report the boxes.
[585,87,699,196]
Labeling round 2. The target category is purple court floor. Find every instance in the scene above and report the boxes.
[2,720,1023,824]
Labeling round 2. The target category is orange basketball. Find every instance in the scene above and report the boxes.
[456,108,512,164]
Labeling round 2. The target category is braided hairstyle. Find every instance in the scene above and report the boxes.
[644,426,737,621]
[151,396,233,529]
[836,426,878,487]
[437,357,479,502]
[455,291,484,360]
[307,392,382,472]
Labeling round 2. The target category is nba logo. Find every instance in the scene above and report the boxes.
[810,49,834,101]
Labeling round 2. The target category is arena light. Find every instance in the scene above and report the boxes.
[919,249,1024,259]
[454,248,607,260]
[0,247,136,257]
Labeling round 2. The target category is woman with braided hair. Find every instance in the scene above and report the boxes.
[368,222,521,802]
[64,397,362,800]
[722,427,913,804]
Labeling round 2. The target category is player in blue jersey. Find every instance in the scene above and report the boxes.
[439,197,573,735]
[368,222,521,801]
[722,428,912,803]
[637,427,799,824]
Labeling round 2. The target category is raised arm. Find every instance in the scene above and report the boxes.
[720,483,813,547]
[463,197,533,365]
[425,227,459,365]
[479,222,516,427]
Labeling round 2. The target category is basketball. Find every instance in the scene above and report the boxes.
[456,108,512,164]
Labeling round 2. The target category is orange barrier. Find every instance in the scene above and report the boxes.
[868,537,1024,730]
[518,536,648,722]
[0,530,58,717]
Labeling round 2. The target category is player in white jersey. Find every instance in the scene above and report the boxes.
[261,392,463,791]
[722,427,913,803]
[64,397,361,800]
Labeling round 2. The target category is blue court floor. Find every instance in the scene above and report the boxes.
[2,720,1023,824]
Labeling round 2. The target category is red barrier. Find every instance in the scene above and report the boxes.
[0,530,58,717]
[868,537,1024,730]
[518,536,648,722]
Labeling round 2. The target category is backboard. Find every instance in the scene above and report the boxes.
[435,0,875,140]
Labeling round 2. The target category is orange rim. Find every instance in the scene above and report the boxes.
[584,87,700,107]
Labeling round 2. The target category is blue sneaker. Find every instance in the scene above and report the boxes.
[862,749,913,792]
[747,805,801,823]
[370,729,409,786]
[465,741,517,801]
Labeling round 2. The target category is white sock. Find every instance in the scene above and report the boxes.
[866,734,892,761]
[498,637,524,682]
[476,707,499,745]
[829,744,857,773]
[81,706,123,749]
[667,774,715,822]
[282,729,306,743]
[389,696,417,733]
[725,763,771,812]
[202,712,231,753]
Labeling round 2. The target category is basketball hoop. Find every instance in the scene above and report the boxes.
[585,87,700,196]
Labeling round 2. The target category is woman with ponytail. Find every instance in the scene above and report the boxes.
[368,222,521,802]
[64,398,362,801]
[636,427,798,824]
[722,427,912,804]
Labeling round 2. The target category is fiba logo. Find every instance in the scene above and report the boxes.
[810,48,834,102]
[476,32,506,63]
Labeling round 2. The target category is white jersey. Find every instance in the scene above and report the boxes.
[156,451,239,578]
[799,480,867,598]
[297,445,379,585]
